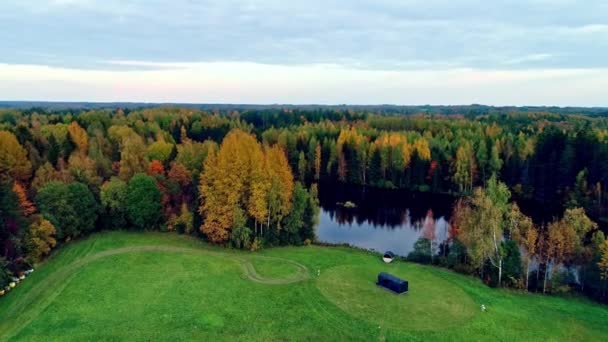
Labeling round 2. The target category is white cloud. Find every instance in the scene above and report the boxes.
[567,24,608,34]
[0,62,606,106]
[503,54,554,65]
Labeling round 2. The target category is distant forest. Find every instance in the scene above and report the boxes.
[2,105,608,302]
[2,101,608,117]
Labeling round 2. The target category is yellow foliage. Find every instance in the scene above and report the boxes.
[27,216,57,262]
[413,138,431,161]
[0,130,32,182]
[119,134,147,180]
[337,127,365,148]
[199,129,295,243]
[265,145,294,219]
[67,121,89,154]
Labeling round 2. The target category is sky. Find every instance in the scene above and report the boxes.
[1,0,607,105]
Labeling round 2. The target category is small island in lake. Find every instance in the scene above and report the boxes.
[337,201,357,209]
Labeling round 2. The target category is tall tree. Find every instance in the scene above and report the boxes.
[454,176,511,286]
[264,145,294,231]
[25,215,56,262]
[126,173,162,230]
[314,142,321,181]
[489,141,503,177]
[476,139,488,183]
[509,203,537,290]
[297,151,307,182]
[0,131,32,183]
[199,129,263,243]
[119,134,148,181]
[0,182,26,260]
[453,141,476,194]
[282,182,308,245]
[67,121,89,154]
[199,129,295,245]
[100,177,128,229]
[47,134,60,166]
[12,182,35,217]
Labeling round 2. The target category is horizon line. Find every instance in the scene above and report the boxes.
[1,100,607,109]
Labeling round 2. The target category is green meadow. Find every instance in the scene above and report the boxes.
[1,231,607,341]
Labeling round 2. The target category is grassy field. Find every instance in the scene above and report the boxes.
[1,232,607,341]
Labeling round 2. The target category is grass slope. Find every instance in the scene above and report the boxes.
[0,231,607,341]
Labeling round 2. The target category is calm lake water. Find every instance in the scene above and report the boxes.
[316,182,456,256]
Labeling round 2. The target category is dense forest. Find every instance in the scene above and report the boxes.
[1,106,608,302]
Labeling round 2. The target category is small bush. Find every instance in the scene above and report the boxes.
[250,238,262,252]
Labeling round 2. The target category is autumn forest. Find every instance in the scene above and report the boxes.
[1,106,608,303]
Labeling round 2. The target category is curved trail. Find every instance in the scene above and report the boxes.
[0,245,310,340]
[53,245,310,285]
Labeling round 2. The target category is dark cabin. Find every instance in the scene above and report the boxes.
[377,272,408,294]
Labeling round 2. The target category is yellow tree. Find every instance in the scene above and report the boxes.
[509,203,537,290]
[199,129,262,243]
[454,176,510,285]
[0,131,32,182]
[199,129,295,244]
[67,121,88,154]
[543,218,574,293]
[562,207,597,291]
[336,128,366,183]
[264,145,294,231]
[373,132,410,177]
[26,215,57,262]
[451,198,486,272]
[247,147,270,235]
[401,141,414,170]
[314,142,321,181]
[119,134,148,180]
[199,151,230,243]
[413,138,431,161]
[453,141,476,193]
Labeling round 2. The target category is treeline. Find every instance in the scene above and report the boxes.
[408,176,608,301]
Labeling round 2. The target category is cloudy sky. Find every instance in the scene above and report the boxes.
[1,0,607,105]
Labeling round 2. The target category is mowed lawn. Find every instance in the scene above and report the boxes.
[1,232,608,341]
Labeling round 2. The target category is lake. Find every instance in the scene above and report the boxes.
[316,182,456,256]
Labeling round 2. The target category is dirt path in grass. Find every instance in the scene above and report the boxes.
[86,245,311,284]
[0,245,309,340]
[52,245,310,284]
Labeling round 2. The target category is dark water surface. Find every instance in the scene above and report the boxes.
[316,182,456,256]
